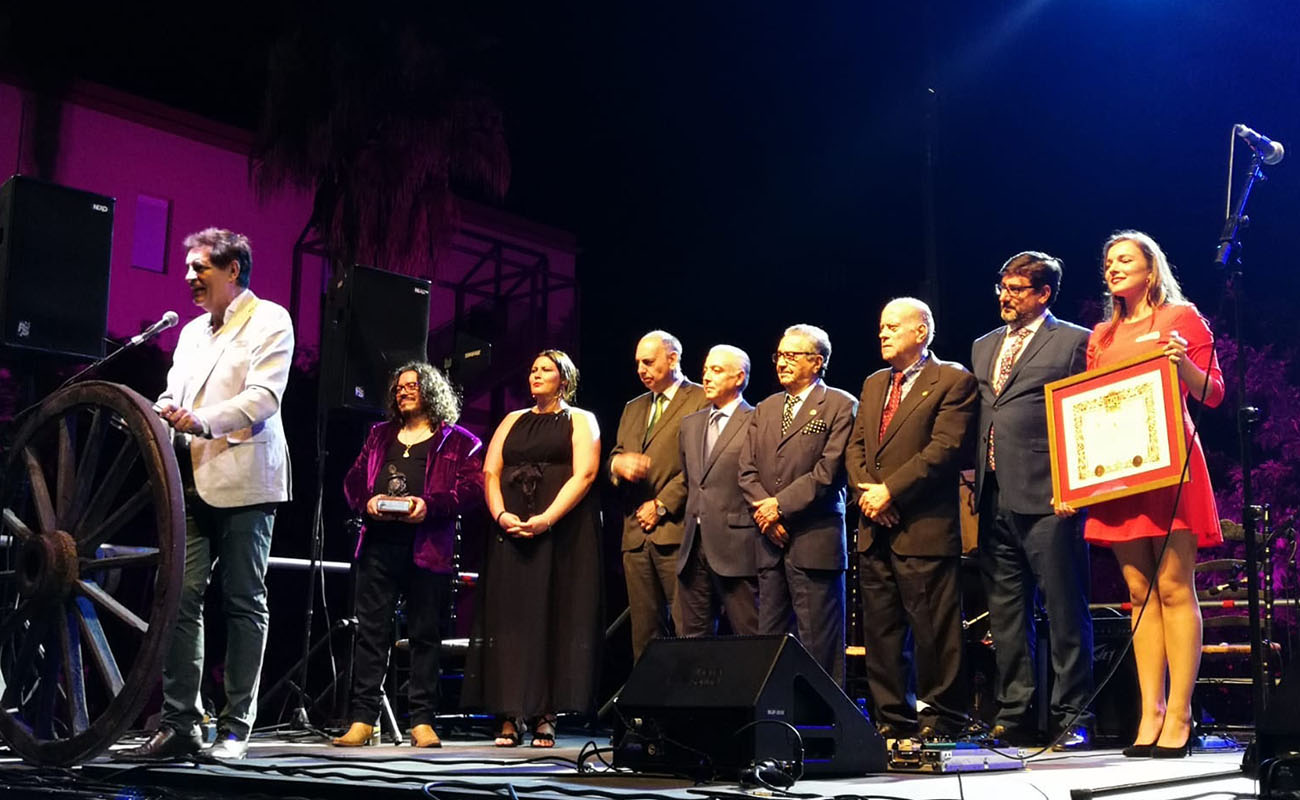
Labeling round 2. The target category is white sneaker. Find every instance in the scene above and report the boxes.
[206,730,249,760]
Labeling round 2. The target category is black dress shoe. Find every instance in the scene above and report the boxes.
[1152,730,1194,758]
[115,728,202,762]
[1121,742,1156,758]
[1051,724,1092,752]
[877,722,918,740]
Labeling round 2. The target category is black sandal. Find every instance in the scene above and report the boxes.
[494,718,522,748]
[530,714,556,748]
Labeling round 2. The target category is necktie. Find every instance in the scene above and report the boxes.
[988,327,1034,469]
[993,327,1032,394]
[878,370,905,441]
[781,394,798,435]
[704,409,723,460]
[644,393,666,443]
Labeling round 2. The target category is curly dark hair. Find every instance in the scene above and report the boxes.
[537,349,579,402]
[386,361,461,425]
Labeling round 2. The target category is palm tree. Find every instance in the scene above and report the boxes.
[251,6,510,275]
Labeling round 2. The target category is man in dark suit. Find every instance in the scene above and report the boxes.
[610,330,709,661]
[677,345,760,636]
[739,324,857,684]
[972,252,1093,750]
[846,297,976,740]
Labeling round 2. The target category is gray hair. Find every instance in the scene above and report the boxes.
[887,297,935,348]
[783,323,832,375]
[641,329,682,357]
[708,344,751,390]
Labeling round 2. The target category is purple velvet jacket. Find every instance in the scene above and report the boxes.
[343,420,484,573]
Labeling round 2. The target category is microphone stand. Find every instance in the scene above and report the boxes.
[1215,150,1272,772]
[56,337,142,390]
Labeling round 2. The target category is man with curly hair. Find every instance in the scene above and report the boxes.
[333,361,484,748]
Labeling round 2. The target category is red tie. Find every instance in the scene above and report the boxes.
[879,371,905,441]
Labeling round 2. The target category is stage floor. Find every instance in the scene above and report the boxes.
[0,732,1259,800]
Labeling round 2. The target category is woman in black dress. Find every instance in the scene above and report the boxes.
[465,349,603,747]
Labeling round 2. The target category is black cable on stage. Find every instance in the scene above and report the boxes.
[421,778,703,800]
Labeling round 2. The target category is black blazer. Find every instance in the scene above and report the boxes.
[846,355,977,557]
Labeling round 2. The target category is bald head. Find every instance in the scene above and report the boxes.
[636,330,683,394]
[879,297,934,369]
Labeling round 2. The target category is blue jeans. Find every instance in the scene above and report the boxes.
[162,498,275,739]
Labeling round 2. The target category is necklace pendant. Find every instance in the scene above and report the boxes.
[403,447,411,458]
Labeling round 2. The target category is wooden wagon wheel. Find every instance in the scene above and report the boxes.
[0,381,185,765]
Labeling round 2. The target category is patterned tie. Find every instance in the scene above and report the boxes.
[988,327,1034,469]
[781,394,798,435]
[878,371,905,441]
[644,393,667,444]
[704,409,723,460]
[993,327,1032,394]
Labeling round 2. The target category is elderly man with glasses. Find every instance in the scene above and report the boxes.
[971,252,1094,750]
[739,323,857,684]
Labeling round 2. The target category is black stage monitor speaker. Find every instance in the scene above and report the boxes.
[0,175,114,360]
[320,264,431,414]
[613,635,887,780]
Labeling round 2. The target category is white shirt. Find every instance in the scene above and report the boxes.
[784,380,818,418]
[646,376,685,428]
[994,310,1048,378]
[710,395,744,434]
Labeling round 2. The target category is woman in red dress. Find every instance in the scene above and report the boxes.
[1069,231,1224,758]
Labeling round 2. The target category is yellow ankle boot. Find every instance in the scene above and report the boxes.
[332,722,375,747]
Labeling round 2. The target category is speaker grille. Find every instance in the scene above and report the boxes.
[0,176,114,360]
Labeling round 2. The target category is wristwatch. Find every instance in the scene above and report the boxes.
[655,501,668,518]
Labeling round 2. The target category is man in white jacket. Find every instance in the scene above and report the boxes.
[118,228,293,762]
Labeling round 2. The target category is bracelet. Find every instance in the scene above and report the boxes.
[495,509,507,524]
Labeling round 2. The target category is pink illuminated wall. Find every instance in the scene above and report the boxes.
[0,81,577,371]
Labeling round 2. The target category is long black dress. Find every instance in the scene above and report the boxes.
[462,410,603,719]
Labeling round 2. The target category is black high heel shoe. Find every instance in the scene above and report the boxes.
[1121,742,1156,758]
[1151,728,1194,759]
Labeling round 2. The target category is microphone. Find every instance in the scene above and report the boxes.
[1235,124,1285,165]
[129,311,179,346]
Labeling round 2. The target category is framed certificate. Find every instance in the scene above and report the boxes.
[1045,349,1186,509]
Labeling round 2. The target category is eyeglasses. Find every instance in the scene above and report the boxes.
[993,282,1039,297]
[772,351,820,364]
[394,381,420,395]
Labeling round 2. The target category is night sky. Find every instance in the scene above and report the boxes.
[5,0,1300,424]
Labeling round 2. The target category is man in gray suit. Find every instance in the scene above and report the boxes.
[118,228,294,762]
[739,324,857,684]
[610,331,709,661]
[972,251,1093,749]
[676,345,760,637]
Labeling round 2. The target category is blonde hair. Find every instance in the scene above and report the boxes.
[1098,230,1185,347]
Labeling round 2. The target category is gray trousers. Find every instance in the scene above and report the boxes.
[162,496,275,739]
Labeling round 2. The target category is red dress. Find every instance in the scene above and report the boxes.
[1083,303,1225,548]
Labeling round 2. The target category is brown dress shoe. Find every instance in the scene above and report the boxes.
[332,722,375,747]
[410,724,442,748]
[114,728,202,762]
